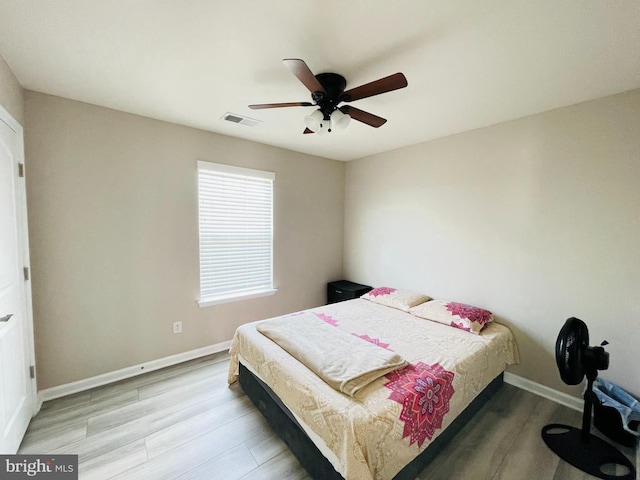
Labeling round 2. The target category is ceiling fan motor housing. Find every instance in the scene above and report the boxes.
[313,73,347,119]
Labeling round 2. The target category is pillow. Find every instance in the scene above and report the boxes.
[361,287,431,312]
[409,299,494,334]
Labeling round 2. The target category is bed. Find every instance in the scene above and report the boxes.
[228,293,519,480]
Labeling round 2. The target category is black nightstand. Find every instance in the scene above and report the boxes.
[327,280,372,304]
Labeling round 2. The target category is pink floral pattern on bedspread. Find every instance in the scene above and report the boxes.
[384,362,455,447]
[289,311,339,326]
[352,333,390,349]
[315,312,339,326]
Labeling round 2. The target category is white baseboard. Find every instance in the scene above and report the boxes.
[38,340,232,404]
[38,347,583,414]
[504,371,583,412]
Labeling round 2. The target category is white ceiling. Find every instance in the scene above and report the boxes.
[1,1,639,161]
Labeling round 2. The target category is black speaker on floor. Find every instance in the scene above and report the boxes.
[541,317,635,480]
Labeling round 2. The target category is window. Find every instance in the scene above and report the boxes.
[197,161,276,306]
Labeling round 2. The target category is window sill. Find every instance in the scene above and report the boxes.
[198,288,277,307]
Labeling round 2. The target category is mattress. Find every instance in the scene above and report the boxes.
[228,298,519,480]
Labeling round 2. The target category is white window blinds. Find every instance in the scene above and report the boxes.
[197,161,275,306]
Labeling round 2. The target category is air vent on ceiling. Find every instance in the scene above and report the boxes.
[221,112,262,127]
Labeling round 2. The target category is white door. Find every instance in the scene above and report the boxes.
[0,107,36,454]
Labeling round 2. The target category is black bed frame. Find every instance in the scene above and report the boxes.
[239,362,504,480]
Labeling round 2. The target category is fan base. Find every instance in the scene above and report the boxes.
[315,73,346,99]
[542,424,635,480]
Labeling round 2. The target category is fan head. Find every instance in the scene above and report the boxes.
[555,317,609,385]
[555,317,589,385]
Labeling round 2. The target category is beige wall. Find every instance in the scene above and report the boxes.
[0,55,23,125]
[19,83,640,399]
[24,91,345,390]
[345,89,640,398]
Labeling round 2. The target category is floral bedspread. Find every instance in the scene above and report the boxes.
[228,299,519,480]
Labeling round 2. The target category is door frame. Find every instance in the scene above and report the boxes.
[0,103,38,417]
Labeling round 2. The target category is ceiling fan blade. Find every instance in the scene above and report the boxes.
[340,105,387,128]
[283,58,326,94]
[303,128,314,134]
[249,102,313,109]
[342,72,407,102]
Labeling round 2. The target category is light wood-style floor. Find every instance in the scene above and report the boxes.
[19,352,636,480]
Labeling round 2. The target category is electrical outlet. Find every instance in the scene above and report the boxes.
[173,321,183,334]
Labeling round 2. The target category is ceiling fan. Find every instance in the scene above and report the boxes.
[249,58,408,134]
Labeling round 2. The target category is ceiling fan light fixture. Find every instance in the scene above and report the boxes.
[304,109,324,132]
[317,119,331,135]
[331,109,351,130]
